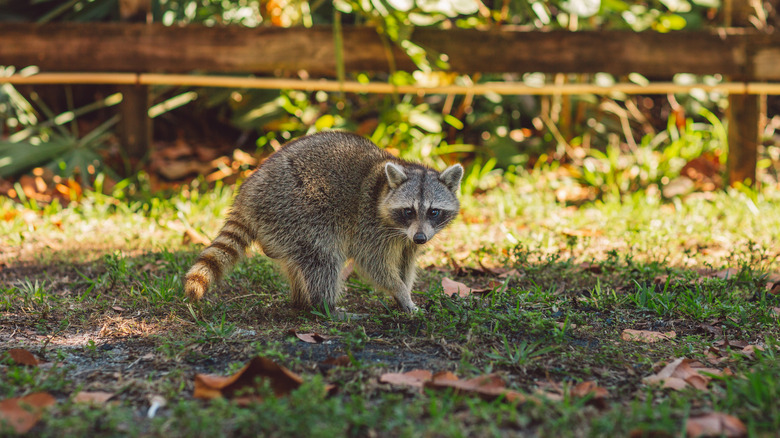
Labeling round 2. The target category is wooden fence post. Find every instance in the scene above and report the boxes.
[117,0,152,162]
[117,83,150,160]
[727,94,759,186]
[726,0,759,186]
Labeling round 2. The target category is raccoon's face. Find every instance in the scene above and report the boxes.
[381,162,463,244]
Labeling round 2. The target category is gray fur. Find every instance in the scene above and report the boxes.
[184,131,462,313]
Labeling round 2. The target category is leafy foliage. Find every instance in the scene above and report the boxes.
[0,0,750,199]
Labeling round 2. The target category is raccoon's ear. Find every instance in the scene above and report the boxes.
[385,162,408,189]
[439,164,464,193]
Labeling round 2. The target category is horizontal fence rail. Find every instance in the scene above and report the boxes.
[4,72,780,95]
[1,23,780,79]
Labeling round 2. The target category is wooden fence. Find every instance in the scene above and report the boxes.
[2,21,780,184]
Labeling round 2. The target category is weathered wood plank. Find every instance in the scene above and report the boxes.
[412,27,754,77]
[0,23,407,75]
[1,22,779,78]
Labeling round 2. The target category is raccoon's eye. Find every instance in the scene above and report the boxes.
[403,208,415,218]
[428,208,441,218]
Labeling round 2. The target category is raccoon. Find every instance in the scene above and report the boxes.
[183,131,463,313]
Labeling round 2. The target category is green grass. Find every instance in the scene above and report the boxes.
[2,172,780,436]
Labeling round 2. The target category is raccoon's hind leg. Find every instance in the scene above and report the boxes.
[279,261,310,308]
[280,250,346,313]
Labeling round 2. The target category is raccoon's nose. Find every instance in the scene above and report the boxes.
[413,232,427,244]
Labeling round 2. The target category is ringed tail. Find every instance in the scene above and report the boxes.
[184,216,255,301]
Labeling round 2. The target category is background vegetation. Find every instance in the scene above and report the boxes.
[2,0,779,203]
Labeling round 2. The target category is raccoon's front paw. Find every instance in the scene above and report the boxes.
[398,301,420,314]
[393,293,420,314]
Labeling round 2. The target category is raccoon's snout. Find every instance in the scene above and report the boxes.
[413,232,428,244]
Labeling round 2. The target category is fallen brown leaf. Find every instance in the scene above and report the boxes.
[441,277,476,298]
[622,329,676,343]
[699,323,723,337]
[194,356,303,403]
[579,263,603,274]
[6,349,42,366]
[321,355,351,367]
[140,260,166,273]
[484,279,505,290]
[430,371,459,382]
[379,370,433,388]
[768,282,780,295]
[766,273,780,283]
[447,256,465,276]
[714,339,749,349]
[686,412,747,437]
[684,374,710,391]
[424,372,529,404]
[713,268,739,280]
[534,388,564,402]
[0,392,57,434]
[570,381,609,400]
[497,268,522,279]
[661,377,690,391]
[73,391,114,404]
[707,339,765,361]
[704,346,724,364]
[477,259,503,276]
[570,381,610,408]
[380,370,532,404]
[288,330,328,344]
[643,358,726,391]
[739,344,765,360]
[534,380,608,407]
[645,358,687,382]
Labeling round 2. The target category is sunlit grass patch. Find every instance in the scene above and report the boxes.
[2,175,780,436]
